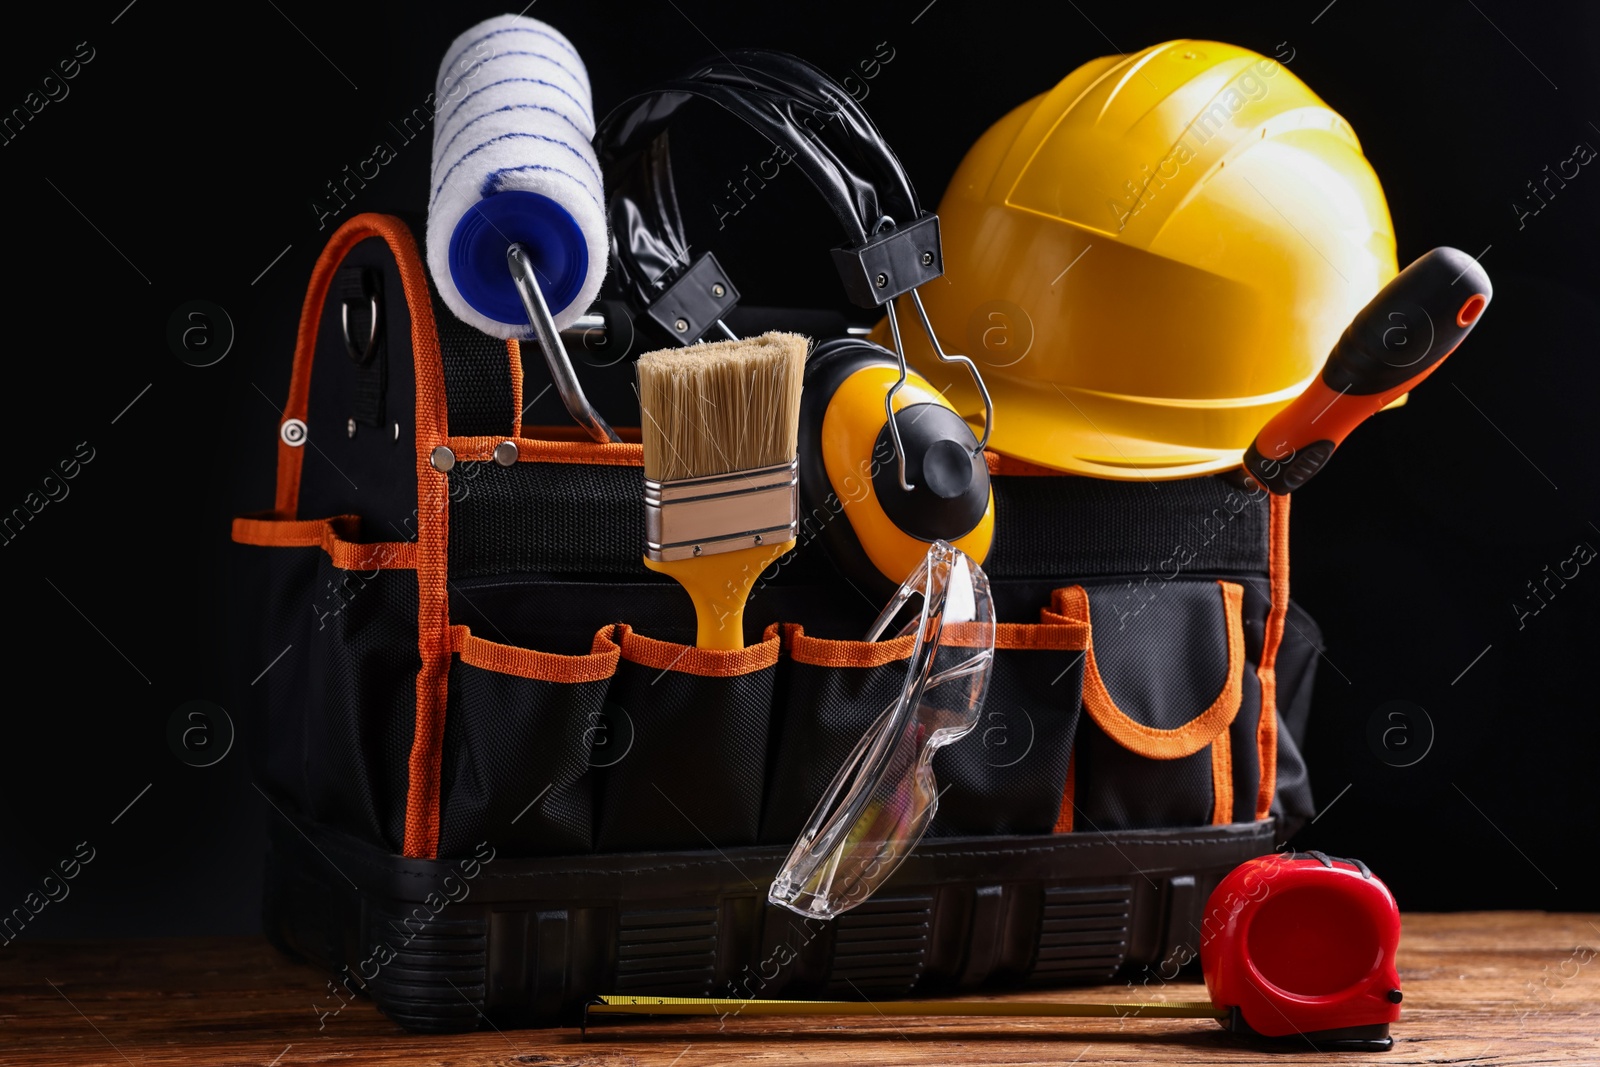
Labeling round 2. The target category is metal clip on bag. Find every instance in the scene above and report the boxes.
[771,541,995,919]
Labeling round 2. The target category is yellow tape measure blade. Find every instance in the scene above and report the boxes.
[590,994,1224,1020]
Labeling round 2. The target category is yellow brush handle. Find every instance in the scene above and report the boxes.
[644,539,794,649]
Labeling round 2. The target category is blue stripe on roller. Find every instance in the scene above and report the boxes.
[454,50,584,76]
[437,77,594,134]
[440,24,584,78]
[433,103,592,165]
[431,131,602,203]
[448,190,589,326]
[480,163,603,208]
[438,52,586,105]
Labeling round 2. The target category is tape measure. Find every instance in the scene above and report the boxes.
[587,852,1402,1053]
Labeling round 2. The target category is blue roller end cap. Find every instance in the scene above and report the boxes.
[448,190,588,326]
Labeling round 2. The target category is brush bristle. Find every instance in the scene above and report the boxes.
[637,332,808,482]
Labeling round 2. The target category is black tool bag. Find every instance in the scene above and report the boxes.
[232,213,1317,1032]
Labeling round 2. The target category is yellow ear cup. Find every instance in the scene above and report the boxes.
[821,365,993,584]
[797,338,993,598]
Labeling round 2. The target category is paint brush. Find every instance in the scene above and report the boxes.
[637,332,808,649]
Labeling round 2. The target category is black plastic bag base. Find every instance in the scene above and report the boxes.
[263,813,1274,1033]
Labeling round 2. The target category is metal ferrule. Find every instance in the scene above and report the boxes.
[644,460,798,562]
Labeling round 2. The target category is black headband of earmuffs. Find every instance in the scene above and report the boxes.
[595,48,944,342]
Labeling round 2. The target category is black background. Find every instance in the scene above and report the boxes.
[1,0,1596,941]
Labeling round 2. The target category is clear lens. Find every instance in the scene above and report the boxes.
[769,541,995,919]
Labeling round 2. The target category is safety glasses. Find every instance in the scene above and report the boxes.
[769,540,995,919]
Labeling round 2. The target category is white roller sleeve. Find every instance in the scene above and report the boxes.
[427,14,607,338]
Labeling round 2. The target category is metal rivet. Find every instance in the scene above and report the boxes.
[493,440,519,466]
[674,318,690,333]
[429,445,456,473]
[875,272,889,288]
[753,533,763,545]
[920,251,933,266]
[692,545,702,556]
[280,418,307,447]
[711,283,726,298]
[347,418,357,439]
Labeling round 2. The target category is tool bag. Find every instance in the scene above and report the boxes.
[232,213,1318,1032]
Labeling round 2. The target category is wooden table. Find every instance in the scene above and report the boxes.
[4,913,1596,1065]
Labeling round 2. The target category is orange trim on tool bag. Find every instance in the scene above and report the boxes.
[784,618,1086,668]
[956,621,1088,650]
[268,213,496,859]
[525,424,645,443]
[405,216,453,861]
[994,622,1085,650]
[233,512,357,546]
[272,215,460,861]
[232,513,418,571]
[1211,732,1234,825]
[1052,582,1246,760]
[451,624,620,683]
[274,217,424,515]
[1256,493,1290,821]
[984,450,1067,477]
[615,622,780,677]
[444,434,644,467]
[1037,608,1093,646]
[1053,750,1076,833]
[275,246,319,515]
[785,624,915,668]
[507,338,524,440]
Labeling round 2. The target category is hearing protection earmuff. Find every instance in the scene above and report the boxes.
[799,337,993,598]
[596,49,994,595]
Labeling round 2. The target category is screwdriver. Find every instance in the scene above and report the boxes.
[1244,246,1492,493]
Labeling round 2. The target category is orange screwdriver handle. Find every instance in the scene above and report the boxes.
[1244,247,1492,494]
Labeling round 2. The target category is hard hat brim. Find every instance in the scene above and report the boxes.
[938,369,1285,482]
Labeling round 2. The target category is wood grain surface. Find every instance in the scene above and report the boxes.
[3,912,1597,1066]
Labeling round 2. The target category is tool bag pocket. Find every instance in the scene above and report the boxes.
[435,625,620,857]
[593,624,781,853]
[759,624,911,843]
[929,621,1089,837]
[230,514,420,852]
[1045,580,1259,830]
[761,616,1090,844]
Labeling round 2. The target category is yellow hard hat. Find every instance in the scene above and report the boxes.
[877,40,1398,479]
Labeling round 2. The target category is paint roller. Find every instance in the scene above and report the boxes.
[426,14,619,443]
